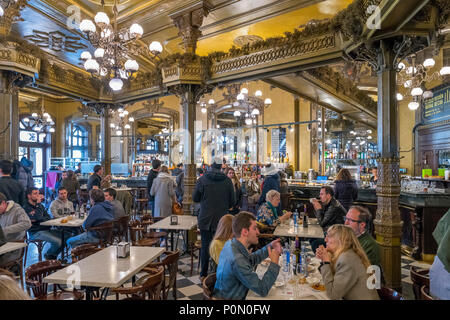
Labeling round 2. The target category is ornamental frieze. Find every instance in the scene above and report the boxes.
[0,42,40,76]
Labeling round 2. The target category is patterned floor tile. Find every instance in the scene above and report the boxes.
[177,284,203,297]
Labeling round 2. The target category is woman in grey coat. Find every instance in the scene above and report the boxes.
[316,224,380,300]
[150,166,177,218]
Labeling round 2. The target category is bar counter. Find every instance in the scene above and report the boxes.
[287,183,450,262]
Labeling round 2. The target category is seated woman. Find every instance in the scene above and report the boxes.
[209,214,234,266]
[316,224,380,300]
[256,190,292,227]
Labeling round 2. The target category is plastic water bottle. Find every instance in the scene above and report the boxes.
[300,246,308,277]
[283,243,290,273]
[293,209,299,233]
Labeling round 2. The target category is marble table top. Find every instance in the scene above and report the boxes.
[41,217,86,227]
[0,242,27,256]
[274,219,324,239]
[44,246,165,288]
[147,215,198,231]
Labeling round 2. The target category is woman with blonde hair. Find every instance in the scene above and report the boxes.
[0,274,31,300]
[209,214,234,265]
[316,224,379,300]
[225,167,242,215]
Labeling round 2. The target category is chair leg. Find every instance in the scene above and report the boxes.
[23,244,28,268]
[19,263,24,289]
[190,243,194,277]
[38,243,43,262]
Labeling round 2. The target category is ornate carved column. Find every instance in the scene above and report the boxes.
[169,1,212,54]
[0,71,19,160]
[294,97,300,171]
[169,84,214,215]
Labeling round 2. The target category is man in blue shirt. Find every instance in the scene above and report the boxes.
[213,211,282,300]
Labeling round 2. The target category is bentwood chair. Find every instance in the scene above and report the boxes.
[24,232,46,267]
[0,238,27,288]
[410,266,430,300]
[202,273,217,300]
[129,220,160,247]
[144,250,179,300]
[112,266,164,300]
[86,221,114,248]
[70,244,102,263]
[113,215,131,242]
[377,287,404,300]
[25,260,84,300]
[420,285,437,300]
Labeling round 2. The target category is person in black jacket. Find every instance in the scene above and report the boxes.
[334,168,358,211]
[23,187,66,260]
[224,167,242,215]
[146,159,161,215]
[192,162,235,279]
[310,186,347,253]
[0,160,25,207]
[87,165,102,191]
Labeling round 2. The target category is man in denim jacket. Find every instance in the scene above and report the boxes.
[213,211,282,300]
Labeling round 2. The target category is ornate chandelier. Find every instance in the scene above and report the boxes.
[23,98,55,134]
[79,0,163,91]
[109,106,134,136]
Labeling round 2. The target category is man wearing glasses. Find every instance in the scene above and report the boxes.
[344,205,381,267]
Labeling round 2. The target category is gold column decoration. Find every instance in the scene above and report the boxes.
[169,1,212,55]
[0,0,27,37]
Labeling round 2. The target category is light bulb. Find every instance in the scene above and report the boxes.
[289,126,294,132]
[43,112,49,118]
[251,108,260,115]
[423,91,433,99]
[94,48,105,59]
[84,59,99,72]
[80,19,96,33]
[124,124,131,129]
[208,99,215,105]
[109,78,123,91]
[201,107,207,114]
[119,113,125,118]
[255,90,262,97]
[423,58,435,68]
[120,139,124,144]
[404,80,412,88]
[23,117,29,122]
[233,110,241,117]
[408,101,419,110]
[149,41,163,54]
[123,110,129,116]
[116,130,122,136]
[128,117,134,122]
[245,118,252,125]
[49,128,55,133]
[240,88,248,94]
[326,139,331,144]
[217,125,220,129]
[94,12,110,26]
[0,6,4,17]
[110,123,116,128]
[129,23,143,37]
[237,93,245,101]
[124,59,139,71]
[396,93,403,101]
[117,108,124,113]
[397,62,406,70]
[368,135,372,139]
[264,98,272,105]
[80,51,92,60]
[32,113,38,118]
[253,119,257,124]
[233,101,240,107]
[411,87,423,96]
[367,129,372,134]
[439,66,450,75]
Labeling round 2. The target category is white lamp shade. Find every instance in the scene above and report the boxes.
[149,41,163,54]
[208,99,215,105]
[80,19,96,32]
[128,117,134,122]
[255,90,262,97]
[117,108,124,113]
[240,88,248,94]
[245,118,252,125]
[440,66,450,75]
[23,117,29,122]
[94,48,105,58]
[264,98,272,105]
[398,62,406,70]
[396,93,403,101]
[368,136,372,139]
[129,23,144,37]
[43,112,49,118]
[423,58,435,68]
[411,87,423,96]
[367,129,372,134]
[116,130,122,136]
[233,110,241,117]
[232,101,240,107]
[84,59,99,72]
[32,113,38,118]
[81,51,92,60]
[408,101,420,110]
[123,110,129,115]
[119,113,125,118]
[109,78,123,91]
[124,124,131,129]
[251,108,260,115]
[110,123,116,128]
[201,107,207,114]
[94,12,110,25]
[0,7,4,17]
[325,139,331,144]
[237,93,245,101]
[423,91,433,99]
[50,121,55,125]
[49,128,55,133]
[253,119,257,124]
[216,125,220,128]
[125,59,139,71]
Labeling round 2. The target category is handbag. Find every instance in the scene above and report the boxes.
[172,202,183,215]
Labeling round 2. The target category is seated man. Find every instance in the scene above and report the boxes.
[104,188,126,219]
[0,192,31,266]
[66,189,113,248]
[345,206,381,267]
[49,187,74,218]
[23,187,65,260]
[213,211,282,300]
[310,186,347,253]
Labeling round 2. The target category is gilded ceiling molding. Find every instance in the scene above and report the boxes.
[24,30,87,53]
[0,0,27,37]
[169,0,213,55]
[142,98,180,125]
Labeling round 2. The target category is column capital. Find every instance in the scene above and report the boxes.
[84,102,123,116]
[0,0,27,37]
[0,71,33,95]
[168,83,215,108]
[169,1,213,55]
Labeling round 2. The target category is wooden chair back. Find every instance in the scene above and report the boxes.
[112,266,164,300]
[202,273,216,300]
[410,266,430,300]
[87,221,114,247]
[420,285,436,300]
[71,244,102,263]
[113,215,130,242]
[25,260,63,298]
[377,287,404,300]
[162,250,179,295]
[129,220,144,245]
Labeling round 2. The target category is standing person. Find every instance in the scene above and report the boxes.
[61,170,80,210]
[74,163,82,175]
[150,166,177,218]
[334,168,358,211]
[370,167,378,185]
[23,187,64,260]
[316,225,379,300]
[146,159,161,216]
[175,170,184,205]
[49,188,74,218]
[213,212,282,300]
[257,164,280,207]
[104,188,126,219]
[87,165,102,191]
[17,157,34,192]
[0,192,31,266]
[66,189,113,248]
[225,167,242,215]
[172,163,183,177]
[192,162,235,280]
[246,171,261,206]
[209,214,234,265]
[0,160,25,207]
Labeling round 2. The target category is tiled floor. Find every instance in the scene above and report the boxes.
[19,234,430,300]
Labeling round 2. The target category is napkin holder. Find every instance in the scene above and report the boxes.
[170,215,178,225]
[116,242,130,258]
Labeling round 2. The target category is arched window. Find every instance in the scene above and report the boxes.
[67,124,88,161]
[146,139,158,151]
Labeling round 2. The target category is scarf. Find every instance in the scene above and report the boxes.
[432,208,450,273]
[267,201,278,219]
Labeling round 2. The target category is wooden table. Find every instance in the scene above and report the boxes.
[0,242,27,256]
[274,218,324,239]
[147,215,198,251]
[41,217,86,260]
[246,261,329,300]
[44,246,164,300]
